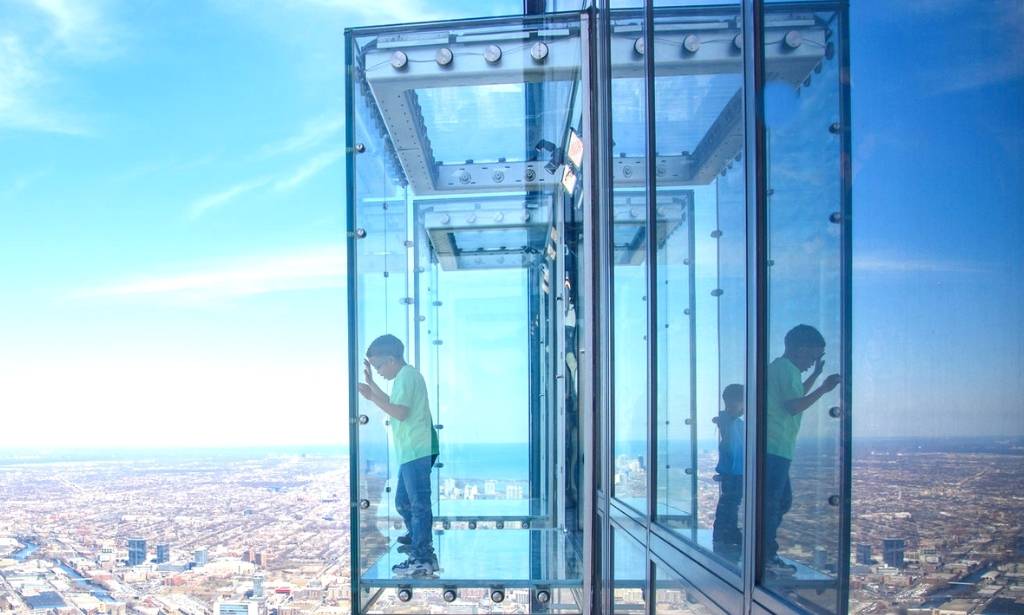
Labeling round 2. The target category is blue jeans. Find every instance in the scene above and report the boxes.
[395,455,435,561]
[763,454,793,561]
[713,474,744,546]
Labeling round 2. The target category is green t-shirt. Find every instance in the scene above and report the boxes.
[389,365,439,465]
[765,356,805,460]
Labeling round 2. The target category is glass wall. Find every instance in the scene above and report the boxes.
[759,5,848,613]
[650,4,748,576]
[347,12,589,613]
[842,2,1023,614]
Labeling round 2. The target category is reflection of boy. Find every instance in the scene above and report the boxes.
[713,384,745,555]
[712,384,745,556]
[764,325,840,576]
[358,334,439,578]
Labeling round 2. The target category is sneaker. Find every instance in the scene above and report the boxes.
[396,534,412,545]
[392,558,436,578]
[766,557,797,577]
[396,544,412,554]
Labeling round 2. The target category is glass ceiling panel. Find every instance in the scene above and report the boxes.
[611,73,742,157]
[416,81,577,165]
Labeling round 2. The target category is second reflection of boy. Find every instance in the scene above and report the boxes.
[764,325,841,578]
[712,384,745,559]
[359,334,440,578]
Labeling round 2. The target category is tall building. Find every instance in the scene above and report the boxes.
[215,600,258,615]
[127,538,146,566]
[253,574,264,598]
[155,543,170,564]
[193,548,208,567]
[883,539,905,569]
[856,543,872,565]
[341,1,1023,614]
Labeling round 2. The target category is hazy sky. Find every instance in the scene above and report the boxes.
[0,0,1021,449]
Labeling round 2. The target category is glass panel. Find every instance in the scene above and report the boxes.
[612,526,648,613]
[655,565,719,614]
[611,11,651,514]
[651,4,747,574]
[348,13,585,612]
[759,5,847,613]
[843,2,1024,614]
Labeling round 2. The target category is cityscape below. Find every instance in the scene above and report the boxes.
[1,438,1021,614]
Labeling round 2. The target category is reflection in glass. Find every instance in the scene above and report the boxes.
[649,5,747,574]
[759,6,847,613]
[612,527,647,613]
[611,14,650,512]
[655,565,718,615]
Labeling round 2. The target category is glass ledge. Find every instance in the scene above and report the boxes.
[362,528,583,589]
[435,498,532,519]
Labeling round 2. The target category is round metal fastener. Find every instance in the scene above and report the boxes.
[354,228,366,239]
[829,406,842,418]
[358,414,369,425]
[491,589,505,603]
[436,47,454,66]
[443,589,457,602]
[633,37,645,55]
[683,34,700,53]
[390,51,408,69]
[828,495,841,506]
[398,588,412,602]
[354,143,366,153]
[359,499,369,510]
[496,520,504,530]
[784,30,802,49]
[484,44,502,64]
[530,42,549,62]
[830,211,843,224]
[536,590,551,604]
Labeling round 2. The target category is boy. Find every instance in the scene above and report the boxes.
[764,325,840,576]
[712,384,745,557]
[358,334,439,577]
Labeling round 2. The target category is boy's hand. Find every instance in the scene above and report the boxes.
[812,358,825,376]
[358,382,373,400]
[822,373,841,392]
[362,359,382,400]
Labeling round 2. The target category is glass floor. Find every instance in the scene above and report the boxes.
[363,528,582,589]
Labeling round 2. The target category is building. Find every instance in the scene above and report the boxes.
[215,600,258,615]
[342,1,1022,614]
[155,543,170,564]
[856,543,873,565]
[193,548,208,567]
[127,538,146,566]
[884,539,906,569]
[253,574,264,598]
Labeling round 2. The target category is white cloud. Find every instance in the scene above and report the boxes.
[28,0,121,61]
[0,34,90,135]
[188,177,270,219]
[281,0,446,27]
[854,255,986,275]
[0,0,123,135]
[274,150,343,191]
[79,247,346,301]
[260,114,344,159]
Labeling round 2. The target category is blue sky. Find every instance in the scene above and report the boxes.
[0,0,1021,449]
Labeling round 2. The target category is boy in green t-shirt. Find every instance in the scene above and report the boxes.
[764,325,840,577]
[358,334,439,578]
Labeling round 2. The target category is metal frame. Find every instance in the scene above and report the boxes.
[346,2,852,612]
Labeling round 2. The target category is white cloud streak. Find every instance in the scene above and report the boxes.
[260,114,344,159]
[274,150,343,191]
[854,255,987,275]
[187,177,270,219]
[79,247,346,301]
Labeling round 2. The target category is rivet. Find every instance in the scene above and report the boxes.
[484,45,502,64]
